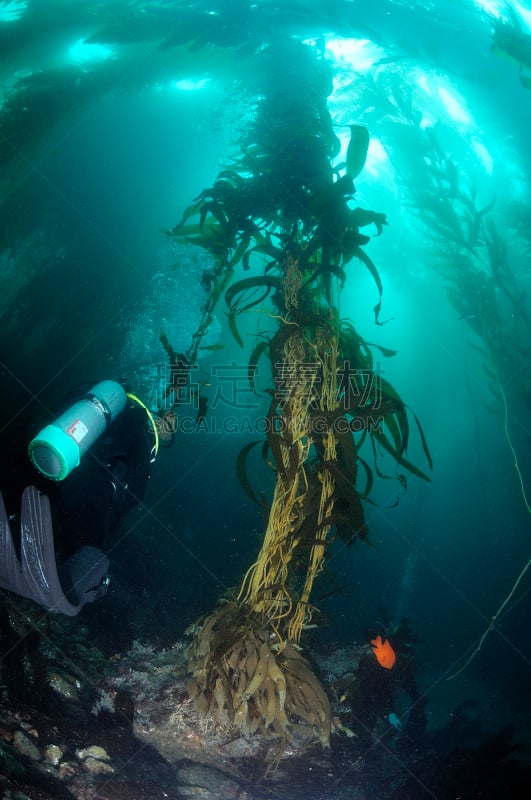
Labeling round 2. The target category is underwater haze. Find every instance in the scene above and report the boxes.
[1,1,531,798]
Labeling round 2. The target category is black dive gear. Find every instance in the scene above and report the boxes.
[0,389,155,615]
[0,486,109,615]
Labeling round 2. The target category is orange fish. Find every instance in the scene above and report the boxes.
[370,635,396,669]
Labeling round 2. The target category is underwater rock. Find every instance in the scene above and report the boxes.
[13,730,40,761]
[57,762,77,781]
[176,762,254,800]
[75,744,114,775]
[96,639,270,777]
[48,672,80,702]
[43,744,65,765]
[75,745,111,762]
[81,756,114,775]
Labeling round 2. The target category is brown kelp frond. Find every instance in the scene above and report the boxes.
[186,601,331,750]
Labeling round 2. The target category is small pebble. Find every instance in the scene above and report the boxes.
[76,744,111,762]
[13,730,40,761]
[44,744,65,765]
[58,762,76,780]
[83,757,115,775]
[48,672,80,701]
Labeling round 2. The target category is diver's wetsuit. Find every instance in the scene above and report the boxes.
[0,388,155,614]
[53,400,154,559]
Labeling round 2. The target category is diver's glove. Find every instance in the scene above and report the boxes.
[0,486,109,616]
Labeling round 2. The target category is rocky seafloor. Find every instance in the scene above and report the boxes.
[0,601,530,800]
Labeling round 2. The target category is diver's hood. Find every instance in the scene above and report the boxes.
[0,486,109,616]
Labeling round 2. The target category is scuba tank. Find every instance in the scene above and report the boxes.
[28,380,127,481]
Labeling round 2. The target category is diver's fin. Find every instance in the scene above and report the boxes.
[19,485,82,615]
[0,487,109,616]
[58,546,110,607]
[0,490,28,597]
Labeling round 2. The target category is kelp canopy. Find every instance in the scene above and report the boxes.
[166,39,431,755]
[338,67,531,406]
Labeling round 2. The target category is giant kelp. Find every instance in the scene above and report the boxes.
[491,15,531,89]
[0,0,364,189]
[333,62,531,677]
[332,59,531,401]
[167,39,430,756]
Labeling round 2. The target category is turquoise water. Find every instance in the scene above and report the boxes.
[1,1,530,797]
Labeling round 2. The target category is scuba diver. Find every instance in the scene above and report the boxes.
[0,380,158,616]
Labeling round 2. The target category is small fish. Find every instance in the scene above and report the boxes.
[370,635,396,669]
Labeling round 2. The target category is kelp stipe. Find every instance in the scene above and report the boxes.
[167,39,431,758]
